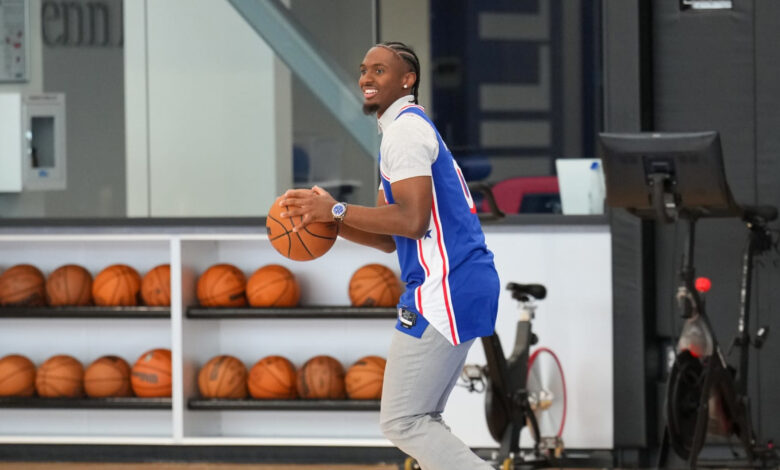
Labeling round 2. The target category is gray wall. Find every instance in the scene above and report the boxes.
[651,0,780,446]
[606,0,780,457]
[42,0,125,217]
[603,0,655,456]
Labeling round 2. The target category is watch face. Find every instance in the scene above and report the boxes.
[333,204,345,217]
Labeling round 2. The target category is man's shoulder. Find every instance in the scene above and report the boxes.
[386,110,435,136]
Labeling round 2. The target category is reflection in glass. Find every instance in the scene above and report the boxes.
[30,117,56,169]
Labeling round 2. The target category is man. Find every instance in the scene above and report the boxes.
[279,41,499,470]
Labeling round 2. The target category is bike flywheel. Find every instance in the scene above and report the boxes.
[667,349,705,460]
[526,347,567,439]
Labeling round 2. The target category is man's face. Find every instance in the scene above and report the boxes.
[359,46,411,117]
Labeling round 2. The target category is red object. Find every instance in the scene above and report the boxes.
[527,347,567,437]
[480,176,559,214]
[695,277,712,293]
[684,347,701,358]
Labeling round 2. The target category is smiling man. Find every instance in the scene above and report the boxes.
[280,42,499,470]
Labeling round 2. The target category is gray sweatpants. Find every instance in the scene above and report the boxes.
[379,326,493,470]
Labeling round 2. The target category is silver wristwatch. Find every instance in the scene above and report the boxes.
[331,202,348,222]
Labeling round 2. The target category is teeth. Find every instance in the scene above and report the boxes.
[364,89,377,96]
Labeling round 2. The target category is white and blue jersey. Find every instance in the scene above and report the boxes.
[380,104,500,346]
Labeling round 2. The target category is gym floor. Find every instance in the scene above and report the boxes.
[0,466,616,470]
[0,465,400,470]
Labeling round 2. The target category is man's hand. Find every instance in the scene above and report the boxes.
[278,186,337,231]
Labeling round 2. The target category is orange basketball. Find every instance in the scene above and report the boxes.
[266,195,338,261]
[84,355,132,398]
[46,264,92,306]
[35,355,84,398]
[196,264,247,307]
[0,264,46,307]
[92,264,141,306]
[0,354,36,397]
[141,264,171,306]
[296,355,346,400]
[131,348,171,398]
[345,355,386,400]
[197,355,248,399]
[348,264,402,307]
[247,355,297,399]
[246,265,300,307]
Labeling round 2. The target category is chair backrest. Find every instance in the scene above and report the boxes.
[480,176,560,214]
[293,145,310,183]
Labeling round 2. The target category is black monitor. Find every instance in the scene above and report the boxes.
[598,131,741,221]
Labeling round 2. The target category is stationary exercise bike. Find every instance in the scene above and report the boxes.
[599,131,779,469]
[402,283,566,470]
[461,282,567,470]
[658,207,778,469]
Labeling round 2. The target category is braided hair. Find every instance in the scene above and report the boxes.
[378,41,421,104]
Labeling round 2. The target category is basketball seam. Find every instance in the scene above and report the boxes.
[132,380,170,388]
[132,380,170,389]
[84,377,129,383]
[122,268,132,304]
[225,373,247,397]
[156,267,170,304]
[132,384,170,392]
[36,374,82,382]
[213,361,228,396]
[0,367,34,387]
[133,361,171,375]
[249,382,293,398]
[301,224,338,240]
[204,267,233,304]
[351,277,389,305]
[272,280,290,307]
[40,377,77,397]
[267,215,293,257]
[62,270,71,304]
[107,268,121,305]
[268,232,291,242]
[293,229,314,259]
[79,271,91,305]
[1,284,44,299]
[247,278,286,303]
[204,284,245,302]
[266,364,294,387]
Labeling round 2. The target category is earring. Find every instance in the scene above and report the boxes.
[403,84,408,89]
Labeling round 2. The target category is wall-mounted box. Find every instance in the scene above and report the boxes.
[0,93,67,192]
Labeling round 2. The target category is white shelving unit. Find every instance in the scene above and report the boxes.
[0,224,615,449]
[0,235,173,443]
[0,233,398,446]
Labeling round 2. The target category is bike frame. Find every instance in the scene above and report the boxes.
[481,298,542,458]
[663,214,771,468]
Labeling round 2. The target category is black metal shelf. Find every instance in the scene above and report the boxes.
[186,306,397,319]
[0,397,171,409]
[188,398,380,411]
[0,306,170,319]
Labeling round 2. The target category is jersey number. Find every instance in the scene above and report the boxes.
[452,160,477,214]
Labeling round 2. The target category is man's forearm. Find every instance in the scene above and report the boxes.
[338,223,396,253]
[342,203,429,240]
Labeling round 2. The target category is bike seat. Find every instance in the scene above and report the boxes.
[741,205,778,224]
[506,282,547,301]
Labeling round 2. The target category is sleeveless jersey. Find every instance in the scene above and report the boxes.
[380,105,500,346]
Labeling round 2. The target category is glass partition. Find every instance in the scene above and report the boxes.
[0,0,601,220]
